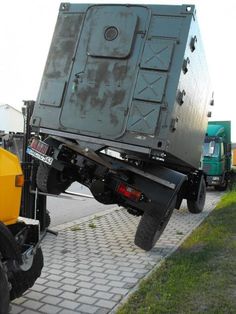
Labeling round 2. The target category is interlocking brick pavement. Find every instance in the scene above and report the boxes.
[10,191,221,314]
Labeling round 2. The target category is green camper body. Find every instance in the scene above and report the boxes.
[31,3,212,170]
[27,3,212,251]
[203,121,231,190]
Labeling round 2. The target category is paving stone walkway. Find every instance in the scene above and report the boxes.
[10,190,221,314]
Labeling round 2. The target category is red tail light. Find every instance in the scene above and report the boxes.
[117,183,142,202]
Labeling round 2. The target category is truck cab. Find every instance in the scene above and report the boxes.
[203,121,231,190]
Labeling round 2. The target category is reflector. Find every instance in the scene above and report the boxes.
[15,174,24,187]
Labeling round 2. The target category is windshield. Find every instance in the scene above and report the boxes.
[203,141,220,157]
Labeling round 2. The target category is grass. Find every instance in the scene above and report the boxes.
[117,191,236,314]
[70,225,82,231]
[88,221,96,228]
[70,215,101,231]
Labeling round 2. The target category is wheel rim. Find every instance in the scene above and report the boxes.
[20,253,34,271]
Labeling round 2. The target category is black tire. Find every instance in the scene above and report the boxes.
[135,196,176,251]
[8,247,44,300]
[214,180,228,191]
[45,210,51,228]
[36,162,72,195]
[0,222,21,263]
[187,178,206,214]
[0,261,9,314]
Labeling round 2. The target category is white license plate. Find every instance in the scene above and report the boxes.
[27,147,53,165]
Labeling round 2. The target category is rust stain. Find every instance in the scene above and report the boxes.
[111,90,126,106]
[110,112,119,126]
[68,56,127,124]
[113,63,128,81]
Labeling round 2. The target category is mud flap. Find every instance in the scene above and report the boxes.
[135,195,177,251]
[100,155,187,251]
[133,166,187,251]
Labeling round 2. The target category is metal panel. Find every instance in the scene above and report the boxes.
[134,70,167,103]
[31,4,212,169]
[38,13,84,107]
[59,61,131,137]
[140,39,174,71]
[127,100,160,134]
[44,13,84,79]
[39,80,65,107]
[60,5,150,137]
[148,15,184,38]
[87,7,138,58]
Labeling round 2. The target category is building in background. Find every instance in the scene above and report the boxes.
[0,104,24,133]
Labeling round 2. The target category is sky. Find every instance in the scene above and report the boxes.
[0,0,236,140]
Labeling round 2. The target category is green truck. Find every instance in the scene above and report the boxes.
[203,121,231,190]
[27,3,212,251]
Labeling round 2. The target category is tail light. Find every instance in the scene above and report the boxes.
[15,174,24,187]
[117,183,142,202]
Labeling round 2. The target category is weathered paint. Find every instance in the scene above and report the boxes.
[31,3,212,169]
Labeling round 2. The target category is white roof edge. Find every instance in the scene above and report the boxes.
[0,104,23,115]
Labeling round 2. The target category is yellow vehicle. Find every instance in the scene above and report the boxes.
[0,148,43,313]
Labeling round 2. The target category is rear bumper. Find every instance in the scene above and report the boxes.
[206,175,223,186]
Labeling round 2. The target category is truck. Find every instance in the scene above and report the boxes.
[0,148,43,313]
[27,3,212,251]
[203,121,231,191]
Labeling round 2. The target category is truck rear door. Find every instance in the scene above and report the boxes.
[59,5,150,138]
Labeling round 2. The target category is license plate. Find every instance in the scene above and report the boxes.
[30,138,49,155]
[27,139,53,165]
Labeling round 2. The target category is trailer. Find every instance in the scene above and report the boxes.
[27,3,212,250]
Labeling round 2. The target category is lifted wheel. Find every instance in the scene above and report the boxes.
[36,162,72,195]
[135,196,177,251]
[0,261,9,314]
[187,178,206,214]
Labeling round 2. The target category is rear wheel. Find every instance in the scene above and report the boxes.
[45,210,51,228]
[135,196,176,251]
[36,162,72,195]
[0,261,9,314]
[187,178,206,214]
